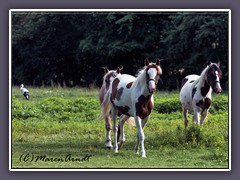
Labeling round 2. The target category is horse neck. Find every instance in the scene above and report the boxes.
[103,71,111,83]
[102,70,116,88]
[133,69,150,96]
[197,67,212,97]
[102,75,107,86]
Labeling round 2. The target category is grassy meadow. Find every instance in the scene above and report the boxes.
[11,86,229,170]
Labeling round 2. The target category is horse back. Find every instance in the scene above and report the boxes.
[180,75,199,110]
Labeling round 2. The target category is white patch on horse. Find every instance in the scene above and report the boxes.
[147,68,158,93]
[215,70,220,83]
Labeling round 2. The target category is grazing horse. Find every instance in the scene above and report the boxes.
[180,62,222,128]
[101,58,162,157]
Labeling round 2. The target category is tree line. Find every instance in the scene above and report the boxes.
[11,11,229,90]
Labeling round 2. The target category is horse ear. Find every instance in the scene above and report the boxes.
[118,65,123,71]
[104,66,109,74]
[217,62,221,67]
[145,58,150,66]
[207,61,212,66]
[156,58,160,66]
[117,67,121,74]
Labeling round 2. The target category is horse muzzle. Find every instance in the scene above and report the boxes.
[149,88,155,94]
[213,81,222,93]
[148,79,157,94]
[215,87,222,93]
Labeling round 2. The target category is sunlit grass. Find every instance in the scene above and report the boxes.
[11,86,229,169]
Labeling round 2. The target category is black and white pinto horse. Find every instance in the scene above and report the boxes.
[180,62,222,128]
[101,58,162,158]
[20,84,30,100]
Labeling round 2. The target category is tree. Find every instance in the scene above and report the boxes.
[77,12,169,86]
[12,12,85,86]
[11,11,229,89]
[162,12,229,88]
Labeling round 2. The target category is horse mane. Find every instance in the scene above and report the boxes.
[135,66,146,77]
[198,65,210,89]
[132,66,147,88]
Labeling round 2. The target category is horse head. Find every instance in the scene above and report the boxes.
[145,58,162,94]
[102,66,122,91]
[206,62,222,93]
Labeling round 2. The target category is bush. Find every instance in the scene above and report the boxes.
[154,97,182,113]
[209,95,228,113]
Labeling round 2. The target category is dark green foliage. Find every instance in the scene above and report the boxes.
[162,13,228,85]
[154,97,182,113]
[153,93,228,114]
[12,96,100,123]
[184,125,203,145]
[210,94,228,113]
[12,13,84,86]
[11,11,229,90]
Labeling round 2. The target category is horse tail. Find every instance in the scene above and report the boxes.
[126,117,135,128]
[99,89,111,120]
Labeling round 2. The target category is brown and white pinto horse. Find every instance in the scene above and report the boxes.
[101,58,162,158]
[99,66,133,148]
[180,62,222,128]
[99,66,121,148]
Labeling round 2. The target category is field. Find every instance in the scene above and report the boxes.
[11,86,229,170]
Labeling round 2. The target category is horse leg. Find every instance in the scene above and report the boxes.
[183,106,189,128]
[111,108,119,153]
[135,131,140,155]
[140,116,149,157]
[117,115,129,149]
[193,109,201,125]
[141,116,149,130]
[134,116,146,158]
[200,109,208,124]
[105,115,112,148]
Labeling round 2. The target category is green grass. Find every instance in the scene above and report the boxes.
[11,86,229,169]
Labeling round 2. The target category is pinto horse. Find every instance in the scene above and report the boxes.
[101,58,162,157]
[99,66,121,148]
[180,62,222,128]
[99,66,133,148]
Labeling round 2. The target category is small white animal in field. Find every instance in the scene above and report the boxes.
[20,84,30,100]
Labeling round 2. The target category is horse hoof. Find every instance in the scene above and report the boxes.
[141,152,146,158]
[105,140,113,149]
[117,141,124,149]
[114,148,118,153]
[105,145,112,149]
